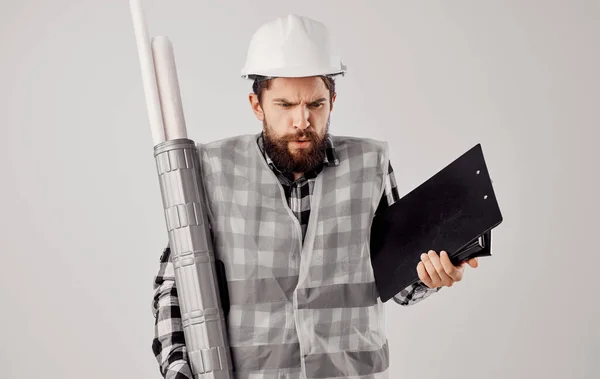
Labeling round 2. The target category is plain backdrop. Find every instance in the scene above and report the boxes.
[1,0,598,378]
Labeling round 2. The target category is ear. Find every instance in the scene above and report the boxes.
[330,92,337,112]
[249,93,264,121]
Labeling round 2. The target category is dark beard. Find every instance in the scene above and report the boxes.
[262,121,329,174]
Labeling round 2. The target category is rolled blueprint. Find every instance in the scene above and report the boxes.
[151,36,188,141]
[129,0,165,145]
[129,1,233,377]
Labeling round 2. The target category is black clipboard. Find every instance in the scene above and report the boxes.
[370,144,503,302]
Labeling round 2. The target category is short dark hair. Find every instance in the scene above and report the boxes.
[252,75,336,107]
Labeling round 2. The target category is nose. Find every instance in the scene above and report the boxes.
[292,105,310,131]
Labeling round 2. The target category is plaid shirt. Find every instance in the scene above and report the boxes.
[151,133,441,378]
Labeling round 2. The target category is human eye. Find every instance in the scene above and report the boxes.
[310,102,324,108]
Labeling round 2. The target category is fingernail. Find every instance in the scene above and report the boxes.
[421,253,427,259]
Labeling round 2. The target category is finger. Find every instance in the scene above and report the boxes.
[427,250,454,286]
[417,261,434,288]
[417,260,436,288]
[440,251,463,282]
[468,258,479,268]
[421,252,442,287]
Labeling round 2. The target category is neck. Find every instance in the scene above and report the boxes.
[292,172,303,181]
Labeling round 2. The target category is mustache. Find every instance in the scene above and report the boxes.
[281,130,318,142]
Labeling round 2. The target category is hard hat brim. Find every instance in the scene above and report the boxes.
[241,65,346,80]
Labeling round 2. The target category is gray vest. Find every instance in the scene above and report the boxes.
[198,133,390,379]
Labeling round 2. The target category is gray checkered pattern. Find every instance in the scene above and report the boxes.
[199,135,303,348]
[300,136,389,356]
[198,133,389,377]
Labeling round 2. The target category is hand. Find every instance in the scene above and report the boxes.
[416,250,479,289]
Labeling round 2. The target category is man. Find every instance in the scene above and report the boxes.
[152,14,479,379]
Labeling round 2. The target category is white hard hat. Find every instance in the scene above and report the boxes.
[241,14,347,79]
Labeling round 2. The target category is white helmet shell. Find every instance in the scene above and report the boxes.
[241,14,347,79]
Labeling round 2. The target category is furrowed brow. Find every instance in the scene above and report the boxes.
[272,98,295,104]
[272,98,327,104]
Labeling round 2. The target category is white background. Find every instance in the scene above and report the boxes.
[1,0,598,378]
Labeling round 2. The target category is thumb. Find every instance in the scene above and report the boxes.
[467,258,479,268]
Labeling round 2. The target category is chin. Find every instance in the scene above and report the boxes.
[289,148,309,157]
[288,145,303,154]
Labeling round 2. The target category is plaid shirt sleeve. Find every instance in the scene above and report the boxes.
[377,161,442,306]
[151,243,192,379]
